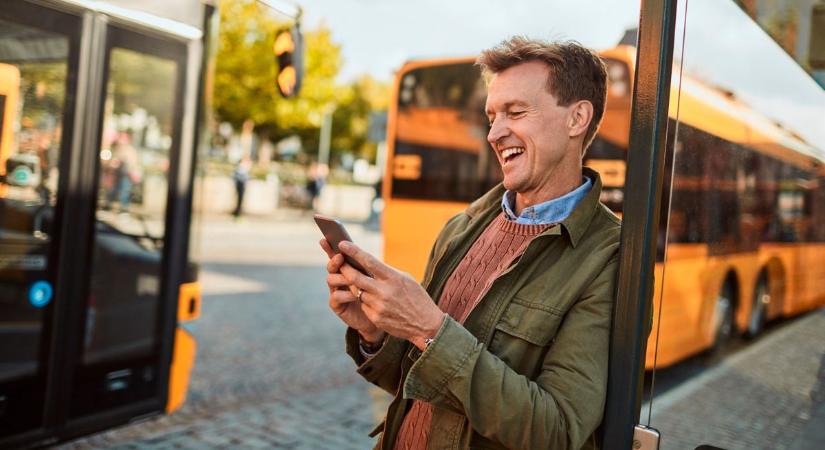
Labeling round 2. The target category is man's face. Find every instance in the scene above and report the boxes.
[485,61,576,199]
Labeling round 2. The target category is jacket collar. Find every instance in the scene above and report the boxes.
[465,167,604,248]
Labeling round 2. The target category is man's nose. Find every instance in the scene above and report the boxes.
[487,118,510,144]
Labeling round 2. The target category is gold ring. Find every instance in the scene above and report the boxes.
[357,288,363,301]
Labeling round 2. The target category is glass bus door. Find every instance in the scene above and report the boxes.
[66,24,187,425]
[0,1,82,441]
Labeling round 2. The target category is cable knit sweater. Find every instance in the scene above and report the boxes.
[394,213,551,450]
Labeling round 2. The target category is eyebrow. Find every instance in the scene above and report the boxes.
[485,100,529,116]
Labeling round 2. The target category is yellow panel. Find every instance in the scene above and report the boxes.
[178,281,201,322]
[166,327,196,413]
[383,199,466,281]
[586,159,626,188]
[0,63,21,182]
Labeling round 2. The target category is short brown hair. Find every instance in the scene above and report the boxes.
[477,36,607,153]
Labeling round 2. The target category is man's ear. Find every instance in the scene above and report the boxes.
[568,100,594,138]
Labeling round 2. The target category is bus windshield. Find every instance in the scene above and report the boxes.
[391,60,501,203]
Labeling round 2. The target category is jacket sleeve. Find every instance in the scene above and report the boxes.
[401,255,618,450]
[344,328,408,395]
[343,213,466,394]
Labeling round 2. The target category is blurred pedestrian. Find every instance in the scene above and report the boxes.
[305,161,325,211]
[232,156,251,219]
[107,133,140,212]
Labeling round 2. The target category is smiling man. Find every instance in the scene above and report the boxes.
[321,37,620,450]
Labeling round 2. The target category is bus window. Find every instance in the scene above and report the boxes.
[392,61,500,203]
[70,31,186,418]
[0,13,73,436]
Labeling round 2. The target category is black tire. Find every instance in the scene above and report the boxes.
[710,282,736,354]
[746,274,769,338]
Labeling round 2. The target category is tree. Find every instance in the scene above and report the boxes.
[213,0,346,152]
[331,75,389,163]
[213,0,390,166]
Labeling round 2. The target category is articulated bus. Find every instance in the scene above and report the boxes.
[0,1,212,447]
[382,45,825,369]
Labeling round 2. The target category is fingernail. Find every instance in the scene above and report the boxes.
[339,241,351,250]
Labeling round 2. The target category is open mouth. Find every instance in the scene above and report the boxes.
[501,147,525,163]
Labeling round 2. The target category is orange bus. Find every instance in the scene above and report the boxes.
[381,45,825,368]
[0,1,211,446]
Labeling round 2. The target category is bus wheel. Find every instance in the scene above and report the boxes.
[711,282,735,352]
[746,274,769,338]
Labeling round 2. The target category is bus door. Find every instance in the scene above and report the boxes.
[0,1,200,447]
[65,21,190,429]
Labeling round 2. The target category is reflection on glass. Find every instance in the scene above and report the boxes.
[0,21,67,382]
[84,48,177,365]
[647,1,825,449]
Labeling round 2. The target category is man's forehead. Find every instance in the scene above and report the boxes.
[485,62,553,108]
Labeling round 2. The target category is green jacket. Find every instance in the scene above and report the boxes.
[346,168,621,450]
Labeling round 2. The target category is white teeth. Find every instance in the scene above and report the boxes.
[501,147,525,160]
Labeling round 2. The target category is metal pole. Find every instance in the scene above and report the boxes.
[602,0,679,448]
[318,106,333,167]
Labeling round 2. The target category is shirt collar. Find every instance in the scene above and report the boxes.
[501,177,593,225]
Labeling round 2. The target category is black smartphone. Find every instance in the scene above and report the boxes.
[314,214,370,275]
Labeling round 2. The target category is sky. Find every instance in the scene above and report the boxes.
[290,0,641,82]
[280,0,825,151]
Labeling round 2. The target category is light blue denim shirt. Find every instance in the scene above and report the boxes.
[501,176,593,225]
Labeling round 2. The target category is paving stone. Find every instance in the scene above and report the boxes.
[59,214,824,449]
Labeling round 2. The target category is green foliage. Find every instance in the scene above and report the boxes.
[213,0,389,164]
[214,1,343,141]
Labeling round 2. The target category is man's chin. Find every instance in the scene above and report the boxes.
[501,177,520,192]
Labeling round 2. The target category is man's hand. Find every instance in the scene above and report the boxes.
[320,239,385,344]
[337,241,445,350]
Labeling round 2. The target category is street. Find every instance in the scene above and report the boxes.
[63,211,390,449]
[61,211,825,450]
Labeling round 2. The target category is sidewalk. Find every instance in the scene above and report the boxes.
[642,308,825,450]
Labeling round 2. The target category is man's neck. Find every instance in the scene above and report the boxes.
[514,173,582,216]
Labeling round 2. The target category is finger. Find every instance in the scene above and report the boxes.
[326,253,345,274]
[359,299,379,324]
[340,262,380,292]
[327,273,352,290]
[329,289,357,311]
[319,239,335,259]
[338,241,391,279]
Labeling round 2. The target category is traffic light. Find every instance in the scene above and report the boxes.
[273,25,303,98]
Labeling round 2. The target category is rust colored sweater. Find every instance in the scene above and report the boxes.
[394,213,550,450]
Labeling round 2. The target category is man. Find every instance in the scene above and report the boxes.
[321,37,620,450]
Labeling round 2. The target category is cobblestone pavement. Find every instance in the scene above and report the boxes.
[641,308,825,450]
[62,210,390,449]
[59,209,825,449]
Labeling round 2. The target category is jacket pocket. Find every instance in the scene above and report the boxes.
[494,298,564,346]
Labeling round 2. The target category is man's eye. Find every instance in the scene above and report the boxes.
[509,111,526,118]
